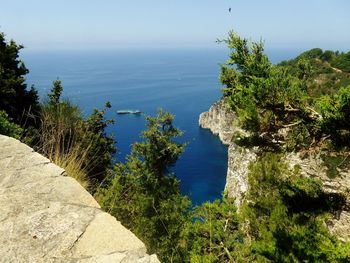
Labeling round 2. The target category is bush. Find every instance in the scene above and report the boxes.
[182,197,242,263]
[240,153,350,262]
[316,84,350,146]
[30,80,115,189]
[0,110,23,139]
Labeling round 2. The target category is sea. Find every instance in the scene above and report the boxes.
[22,48,300,205]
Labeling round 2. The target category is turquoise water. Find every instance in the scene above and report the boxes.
[22,48,298,205]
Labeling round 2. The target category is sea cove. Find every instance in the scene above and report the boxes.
[22,48,299,205]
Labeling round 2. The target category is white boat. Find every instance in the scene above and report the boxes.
[117,109,142,115]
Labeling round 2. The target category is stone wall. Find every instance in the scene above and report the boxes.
[199,99,350,241]
[0,135,159,263]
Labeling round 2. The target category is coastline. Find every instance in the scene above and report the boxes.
[199,98,350,241]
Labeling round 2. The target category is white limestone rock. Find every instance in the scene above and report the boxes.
[0,135,159,263]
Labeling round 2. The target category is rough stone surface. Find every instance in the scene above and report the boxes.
[73,213,146,257]
[199,99,350,241]
[199,98,255,206]
[199,99,238,145]
[226,144,257,206]
[0,135,159,263]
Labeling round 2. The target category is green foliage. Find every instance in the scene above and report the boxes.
[84,102,115,183]
[219,32,270,131]
[0,32,39,125]
[220,33,306,113]
[298,48,323,59]
[321,154,350,178]
[0,110,23,139]
[332,51,350,73]
[240,153,349,262]
[182,197,243,263]
[316,84,350,146]
[220,32,350,154]
[48,79,63,105]
[133,109,185,178]
[284,122,312,151]
[180,154,349,262]
[97,110,191,262]
[30,81,116,189]
[279,48,350,97]
[220,32,311,149]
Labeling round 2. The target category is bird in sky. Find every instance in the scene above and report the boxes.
[229,7,231,12]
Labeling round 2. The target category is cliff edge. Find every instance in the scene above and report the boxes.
[199,99,350,242]
[0,135,159,263]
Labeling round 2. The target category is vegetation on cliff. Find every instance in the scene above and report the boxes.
[214,31,350,262]
[0,33,39,126]
[220,31,350,163]
[1,30,350,262]
[181,155,350,262]
[279,48,350,97]
[29,80,115,189]
[97,110,191,262]
[0,32,116,191]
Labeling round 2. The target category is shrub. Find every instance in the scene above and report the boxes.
[31,80,115,189]
[182,196,242,263]
[0,110,23,139]
[97,110,190,262]
[240,153,350,262]
[316,84,350,146]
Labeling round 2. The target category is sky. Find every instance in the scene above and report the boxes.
[0,0,349,51]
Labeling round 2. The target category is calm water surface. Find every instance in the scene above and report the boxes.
[23,48,298,205]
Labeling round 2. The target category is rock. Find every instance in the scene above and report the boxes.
[72,213,146,257]
[199,98,255,206]
[199,99,350,241]
[199,99,238,145]
[0,135,159,263]
[226,144,257,207]
[327,211,350,242]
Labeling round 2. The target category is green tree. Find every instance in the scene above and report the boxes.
[0,32,39,125]
[180,153,349,263]
[48,79,63,105]
[97,110,191,262]
[219,32,308,148]
[239,153,350,262]
[182,197,243,263]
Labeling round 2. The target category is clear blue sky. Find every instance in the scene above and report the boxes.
[1,0,349,51]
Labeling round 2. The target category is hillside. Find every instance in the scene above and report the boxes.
[279,48,350,97]
[198,32,350,261]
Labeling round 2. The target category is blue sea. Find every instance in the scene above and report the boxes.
[22,48,299,205]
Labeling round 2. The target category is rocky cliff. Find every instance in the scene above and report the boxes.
[0,135,159,263]
[199,99,350,241]
[199,99,255,207]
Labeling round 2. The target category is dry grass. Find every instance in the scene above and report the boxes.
[37,102,95,189]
